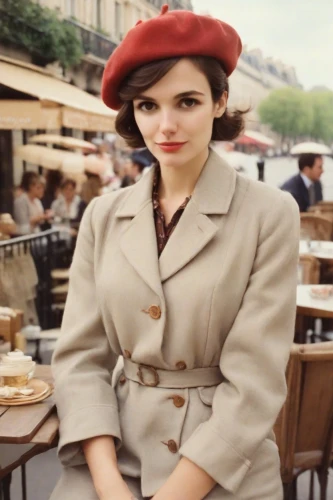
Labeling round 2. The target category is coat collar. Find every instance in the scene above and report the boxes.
[116,149,236,218]
[117,149,237,294]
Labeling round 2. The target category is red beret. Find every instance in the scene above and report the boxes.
[102,4,242,110]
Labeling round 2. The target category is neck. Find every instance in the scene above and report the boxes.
[27,192,35,202]
[158,147,209,200]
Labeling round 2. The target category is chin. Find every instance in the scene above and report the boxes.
[152,148,197,169]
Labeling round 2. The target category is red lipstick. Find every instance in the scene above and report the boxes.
[157,142,187,153]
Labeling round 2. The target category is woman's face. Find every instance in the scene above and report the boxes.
[62,183,76,202]
[29,180,42,199]
[133,59,227,169]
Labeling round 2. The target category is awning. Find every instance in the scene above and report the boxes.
[0,58,117,131]
[236,130,275,147]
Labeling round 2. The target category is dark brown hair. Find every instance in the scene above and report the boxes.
[61,178,77,190]
[115,56,247,148]
[20,171,39,192]
[298,153,322,171]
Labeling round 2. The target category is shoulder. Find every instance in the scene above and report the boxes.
[280,174,300,190]
[237,173,299,214]
[14,194,28,209]
[84,185,135,227]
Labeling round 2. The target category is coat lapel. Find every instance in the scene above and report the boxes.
[159,150,236,282]
[116,149,237,289]
[116,168,163,298]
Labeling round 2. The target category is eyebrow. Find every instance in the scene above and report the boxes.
[134,90,205,101]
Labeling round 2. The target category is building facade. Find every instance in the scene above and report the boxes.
[227,48,300,130]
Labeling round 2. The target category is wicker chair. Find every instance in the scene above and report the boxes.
[300,213,333,241]
[298,255,320,285]
[274,342,333,500]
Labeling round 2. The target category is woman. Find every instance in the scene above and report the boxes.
[13,172,51,234]
[42,170,64,210]
[51,179,86,227]
[51,6,299,500]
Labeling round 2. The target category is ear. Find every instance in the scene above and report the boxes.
[214,91,228,118]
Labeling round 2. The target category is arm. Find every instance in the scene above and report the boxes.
[52,198,126,496]
[13,196,32,234]
[156,194,300,498]
[82,436,134,500]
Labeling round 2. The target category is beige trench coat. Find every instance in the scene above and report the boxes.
[51,150,300,500]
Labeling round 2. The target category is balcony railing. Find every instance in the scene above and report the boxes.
[65,19,117,62]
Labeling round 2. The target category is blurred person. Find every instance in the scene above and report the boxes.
[51,6,299,500]
[42,170,64,210]
[280,153,323,212]
[120,150,151,187]
[80,171,103,205]
[51,178,86,226]
[14,172,52,234]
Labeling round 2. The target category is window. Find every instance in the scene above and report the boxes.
[96,0,102,29]
[65,0,76,17]
[115,1,122,40]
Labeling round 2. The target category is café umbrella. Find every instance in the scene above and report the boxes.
[290,142,332,155]
[29,134,97,152]
[15,145,85,174]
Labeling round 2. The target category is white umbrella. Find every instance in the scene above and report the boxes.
[290,142,332,155]
[15,145,85,174]
[29,134,97,152]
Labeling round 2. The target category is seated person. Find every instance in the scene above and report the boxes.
[51,178,86,229]
[14,172,52,234]
[280,153,323,212]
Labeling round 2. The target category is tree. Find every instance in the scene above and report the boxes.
[258,87,313,141]
[307,91,333,143]
[0,0,83,68]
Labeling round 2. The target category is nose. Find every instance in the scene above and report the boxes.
[159,109,178,137]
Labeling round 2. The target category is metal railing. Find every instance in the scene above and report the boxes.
[0,230,60,330]
[65,19,117,61]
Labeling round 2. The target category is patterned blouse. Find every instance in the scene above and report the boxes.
[152,165,191,256]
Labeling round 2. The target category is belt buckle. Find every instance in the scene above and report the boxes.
[137,364,159,387]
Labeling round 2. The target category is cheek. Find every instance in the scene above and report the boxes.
[134,113,156,139]
[184,107,215,136]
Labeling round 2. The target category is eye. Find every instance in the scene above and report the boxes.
[180,98,199,108]
[137,101,156,112]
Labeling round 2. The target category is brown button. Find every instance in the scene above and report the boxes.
[165,440,178,454]
[123,350,131,359]
[170,395,185,408]
[176,361,187,370]
[119,375,126,385]
[148,305,161,320]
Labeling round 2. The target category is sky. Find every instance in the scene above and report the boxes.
[191,0,333,90]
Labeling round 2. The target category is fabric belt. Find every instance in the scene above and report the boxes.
[123,359,224,388]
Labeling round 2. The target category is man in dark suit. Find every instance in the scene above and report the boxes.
[280,153,324,212]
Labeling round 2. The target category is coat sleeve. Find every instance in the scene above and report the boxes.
[179,193,300,493]
[52,197,121,467]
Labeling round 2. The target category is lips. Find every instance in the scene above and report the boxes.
[156,142,187,152]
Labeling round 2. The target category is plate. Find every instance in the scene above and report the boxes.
[0,378,53,406]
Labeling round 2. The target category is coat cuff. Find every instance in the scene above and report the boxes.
[57,404,122,467]
[179,421,251,494]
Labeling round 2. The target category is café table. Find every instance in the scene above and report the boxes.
[297,284,333,319]
[0,365,58,499]
[299,240,333,262]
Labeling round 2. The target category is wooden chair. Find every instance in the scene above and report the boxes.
[274,342,333,500]
[298,255,320,285]
[309,205,333,217]
[300,213,333,241]
[295,256,320,343]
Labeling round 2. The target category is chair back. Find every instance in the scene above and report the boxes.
[309,205,333,216]
[298,255,320,284]
[275,342,333,483]
[300,213,333,241]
